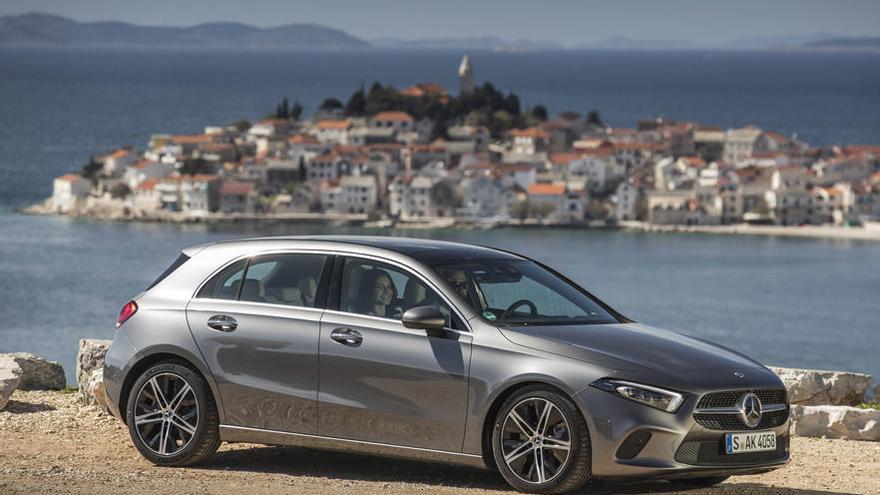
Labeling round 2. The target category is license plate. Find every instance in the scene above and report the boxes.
[725,431,776,454]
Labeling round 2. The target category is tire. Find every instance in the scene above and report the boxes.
[670,476,730,488]
[125,360,220,466]
[491,385,591,494]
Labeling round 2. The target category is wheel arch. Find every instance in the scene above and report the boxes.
[478,377,584,471]
[118,345,222,424]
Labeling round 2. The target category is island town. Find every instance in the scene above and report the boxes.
[34,55,880,233]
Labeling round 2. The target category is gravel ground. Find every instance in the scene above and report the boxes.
[1,390,878,495]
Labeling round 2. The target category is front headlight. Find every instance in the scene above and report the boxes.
[591,378,684,413]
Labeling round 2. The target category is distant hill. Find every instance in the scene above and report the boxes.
[802,37,880,52]
[0,13,369,49]
[372,36,563,52]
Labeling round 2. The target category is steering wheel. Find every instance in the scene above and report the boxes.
[500,299,538,319]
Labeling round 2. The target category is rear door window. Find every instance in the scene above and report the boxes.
[239,254,329,308]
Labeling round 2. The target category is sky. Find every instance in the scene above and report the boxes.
[2,0,879,46]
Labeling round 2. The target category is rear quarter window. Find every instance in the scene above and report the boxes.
[145,253,190,291]
[196,259,247,300]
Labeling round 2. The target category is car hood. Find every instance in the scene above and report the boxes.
[499,322,782,391]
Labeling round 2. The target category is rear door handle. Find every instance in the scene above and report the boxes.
[330,327,362,347]
[207,314,237,332]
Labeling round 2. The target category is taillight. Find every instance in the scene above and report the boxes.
[116,300,138,328]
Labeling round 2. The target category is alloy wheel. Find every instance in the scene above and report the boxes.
[500,397,572,484]
[133,372,199,456]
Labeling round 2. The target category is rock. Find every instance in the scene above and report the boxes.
[790,405,880,441]
[85,368,109,413]
[769,366,873,406]
[870,384,880,402]
[0,356,22,411]
[0,352,66,390]
[76,339,112,405]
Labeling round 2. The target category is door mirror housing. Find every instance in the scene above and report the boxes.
[401,305,446,332]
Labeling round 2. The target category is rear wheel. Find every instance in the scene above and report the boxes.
[125,360,220,466]
[491,385,591,494]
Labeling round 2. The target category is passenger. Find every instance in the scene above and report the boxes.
[360,269,398,318]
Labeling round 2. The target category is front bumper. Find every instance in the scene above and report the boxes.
[573,386,790,479]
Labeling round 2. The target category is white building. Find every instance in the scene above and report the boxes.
[124,160,173,189]
[51,174,92,213]
[370,111,415,134]
[615,180,642,222]
[101,148,137,178]
[313,120,352,145]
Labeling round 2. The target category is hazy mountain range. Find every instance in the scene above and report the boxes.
[1,13,878,52]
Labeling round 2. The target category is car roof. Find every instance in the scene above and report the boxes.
[198,235,523,263]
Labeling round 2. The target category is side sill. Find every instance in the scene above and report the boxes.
[219,425,488,470]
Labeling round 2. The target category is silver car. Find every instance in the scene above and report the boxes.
[104,236,789,494]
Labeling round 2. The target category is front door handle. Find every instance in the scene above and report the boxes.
[330,327,362,347]
[207,314,237,332]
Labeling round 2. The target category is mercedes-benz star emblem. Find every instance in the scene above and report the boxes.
[738,393,763,428]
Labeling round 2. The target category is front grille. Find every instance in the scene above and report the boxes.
[696,389,787,409]
[694,408,789,430]
[616,430,652,460]
[675,435,789,466]
[694,389,789,431]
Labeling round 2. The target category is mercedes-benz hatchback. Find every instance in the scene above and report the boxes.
[104,236,789,494]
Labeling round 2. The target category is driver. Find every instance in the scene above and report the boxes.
[441,268,471,301]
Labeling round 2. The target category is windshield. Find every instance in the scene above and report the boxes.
[431,259,619,326]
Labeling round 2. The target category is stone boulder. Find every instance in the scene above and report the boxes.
[76,339,112,406]
[0,352,66,390]
[0,356,22,411]
[790,405,880,441]
[85,368,110,413]
[770,367,872,406]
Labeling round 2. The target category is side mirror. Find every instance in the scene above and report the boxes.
[401,305,446,332]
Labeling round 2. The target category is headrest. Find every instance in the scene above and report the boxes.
[240,279,265,301]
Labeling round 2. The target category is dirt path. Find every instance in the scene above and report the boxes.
[1,390,878,495]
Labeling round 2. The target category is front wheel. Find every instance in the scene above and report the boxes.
[491,385,592,494]
[125,360,220,466]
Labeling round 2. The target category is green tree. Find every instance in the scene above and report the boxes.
[80,155,102,180]
[586,110,604,127]
[531,105,548,122]
[231,118,252,133]
[290,100,303,121]
[179,158,212,176]
[109,182,131,199]
[345,85,367,116]
[280,97,290,119]
[319,97,344,112]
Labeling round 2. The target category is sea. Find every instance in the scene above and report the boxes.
[0,48,878,384]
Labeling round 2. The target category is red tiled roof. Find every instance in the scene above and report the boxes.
[401,82,447,98]
[137,179,158,191]
[171,134,213,145]
[56,173,84,182]
[527,183,565,196]
[316,120,351,130]
[549,153,583,166]
[509,127,550,139]
[220,180,253,196]
[289,133,321,145]
[372,111,415,122]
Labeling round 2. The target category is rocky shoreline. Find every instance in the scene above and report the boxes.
[20,200,880,241]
